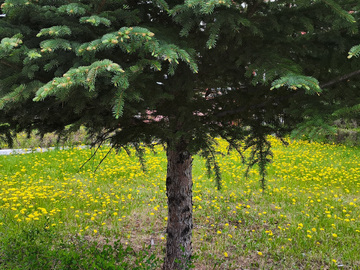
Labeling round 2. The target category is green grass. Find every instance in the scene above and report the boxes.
[0,137,360,269]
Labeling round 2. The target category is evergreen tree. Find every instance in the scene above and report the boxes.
[288,40,360,142]
[1,1,359,269]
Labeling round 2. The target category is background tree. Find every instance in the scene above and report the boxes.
[291,41,360,144]
[1,0,359,269]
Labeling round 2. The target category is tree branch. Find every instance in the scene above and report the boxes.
[216,69,360,118]
[96,0,107,14]
[214,100,268,118]
[0,60,50,83]
[320,69,360,89]
[0,60,22,72]
[246,1,261,18]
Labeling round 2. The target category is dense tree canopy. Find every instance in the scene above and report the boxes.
[1,0,359,268]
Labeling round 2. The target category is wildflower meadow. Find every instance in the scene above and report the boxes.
[0,137,359,269]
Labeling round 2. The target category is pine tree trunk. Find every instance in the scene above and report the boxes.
[163,140,193,270]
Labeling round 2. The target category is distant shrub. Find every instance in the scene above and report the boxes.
[0,128,90,149]
[293,119,360,147]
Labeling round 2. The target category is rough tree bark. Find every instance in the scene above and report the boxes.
[163,139,193,270]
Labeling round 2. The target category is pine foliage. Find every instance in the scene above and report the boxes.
[1,0,360,187]
[348,44,360,58]
[271,74,321,95]
[0,0,197,121]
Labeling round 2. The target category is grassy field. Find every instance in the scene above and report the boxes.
[0,137,359,269]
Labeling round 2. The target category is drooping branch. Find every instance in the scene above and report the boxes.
[78,141,104,172]
[94,146,113,172]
